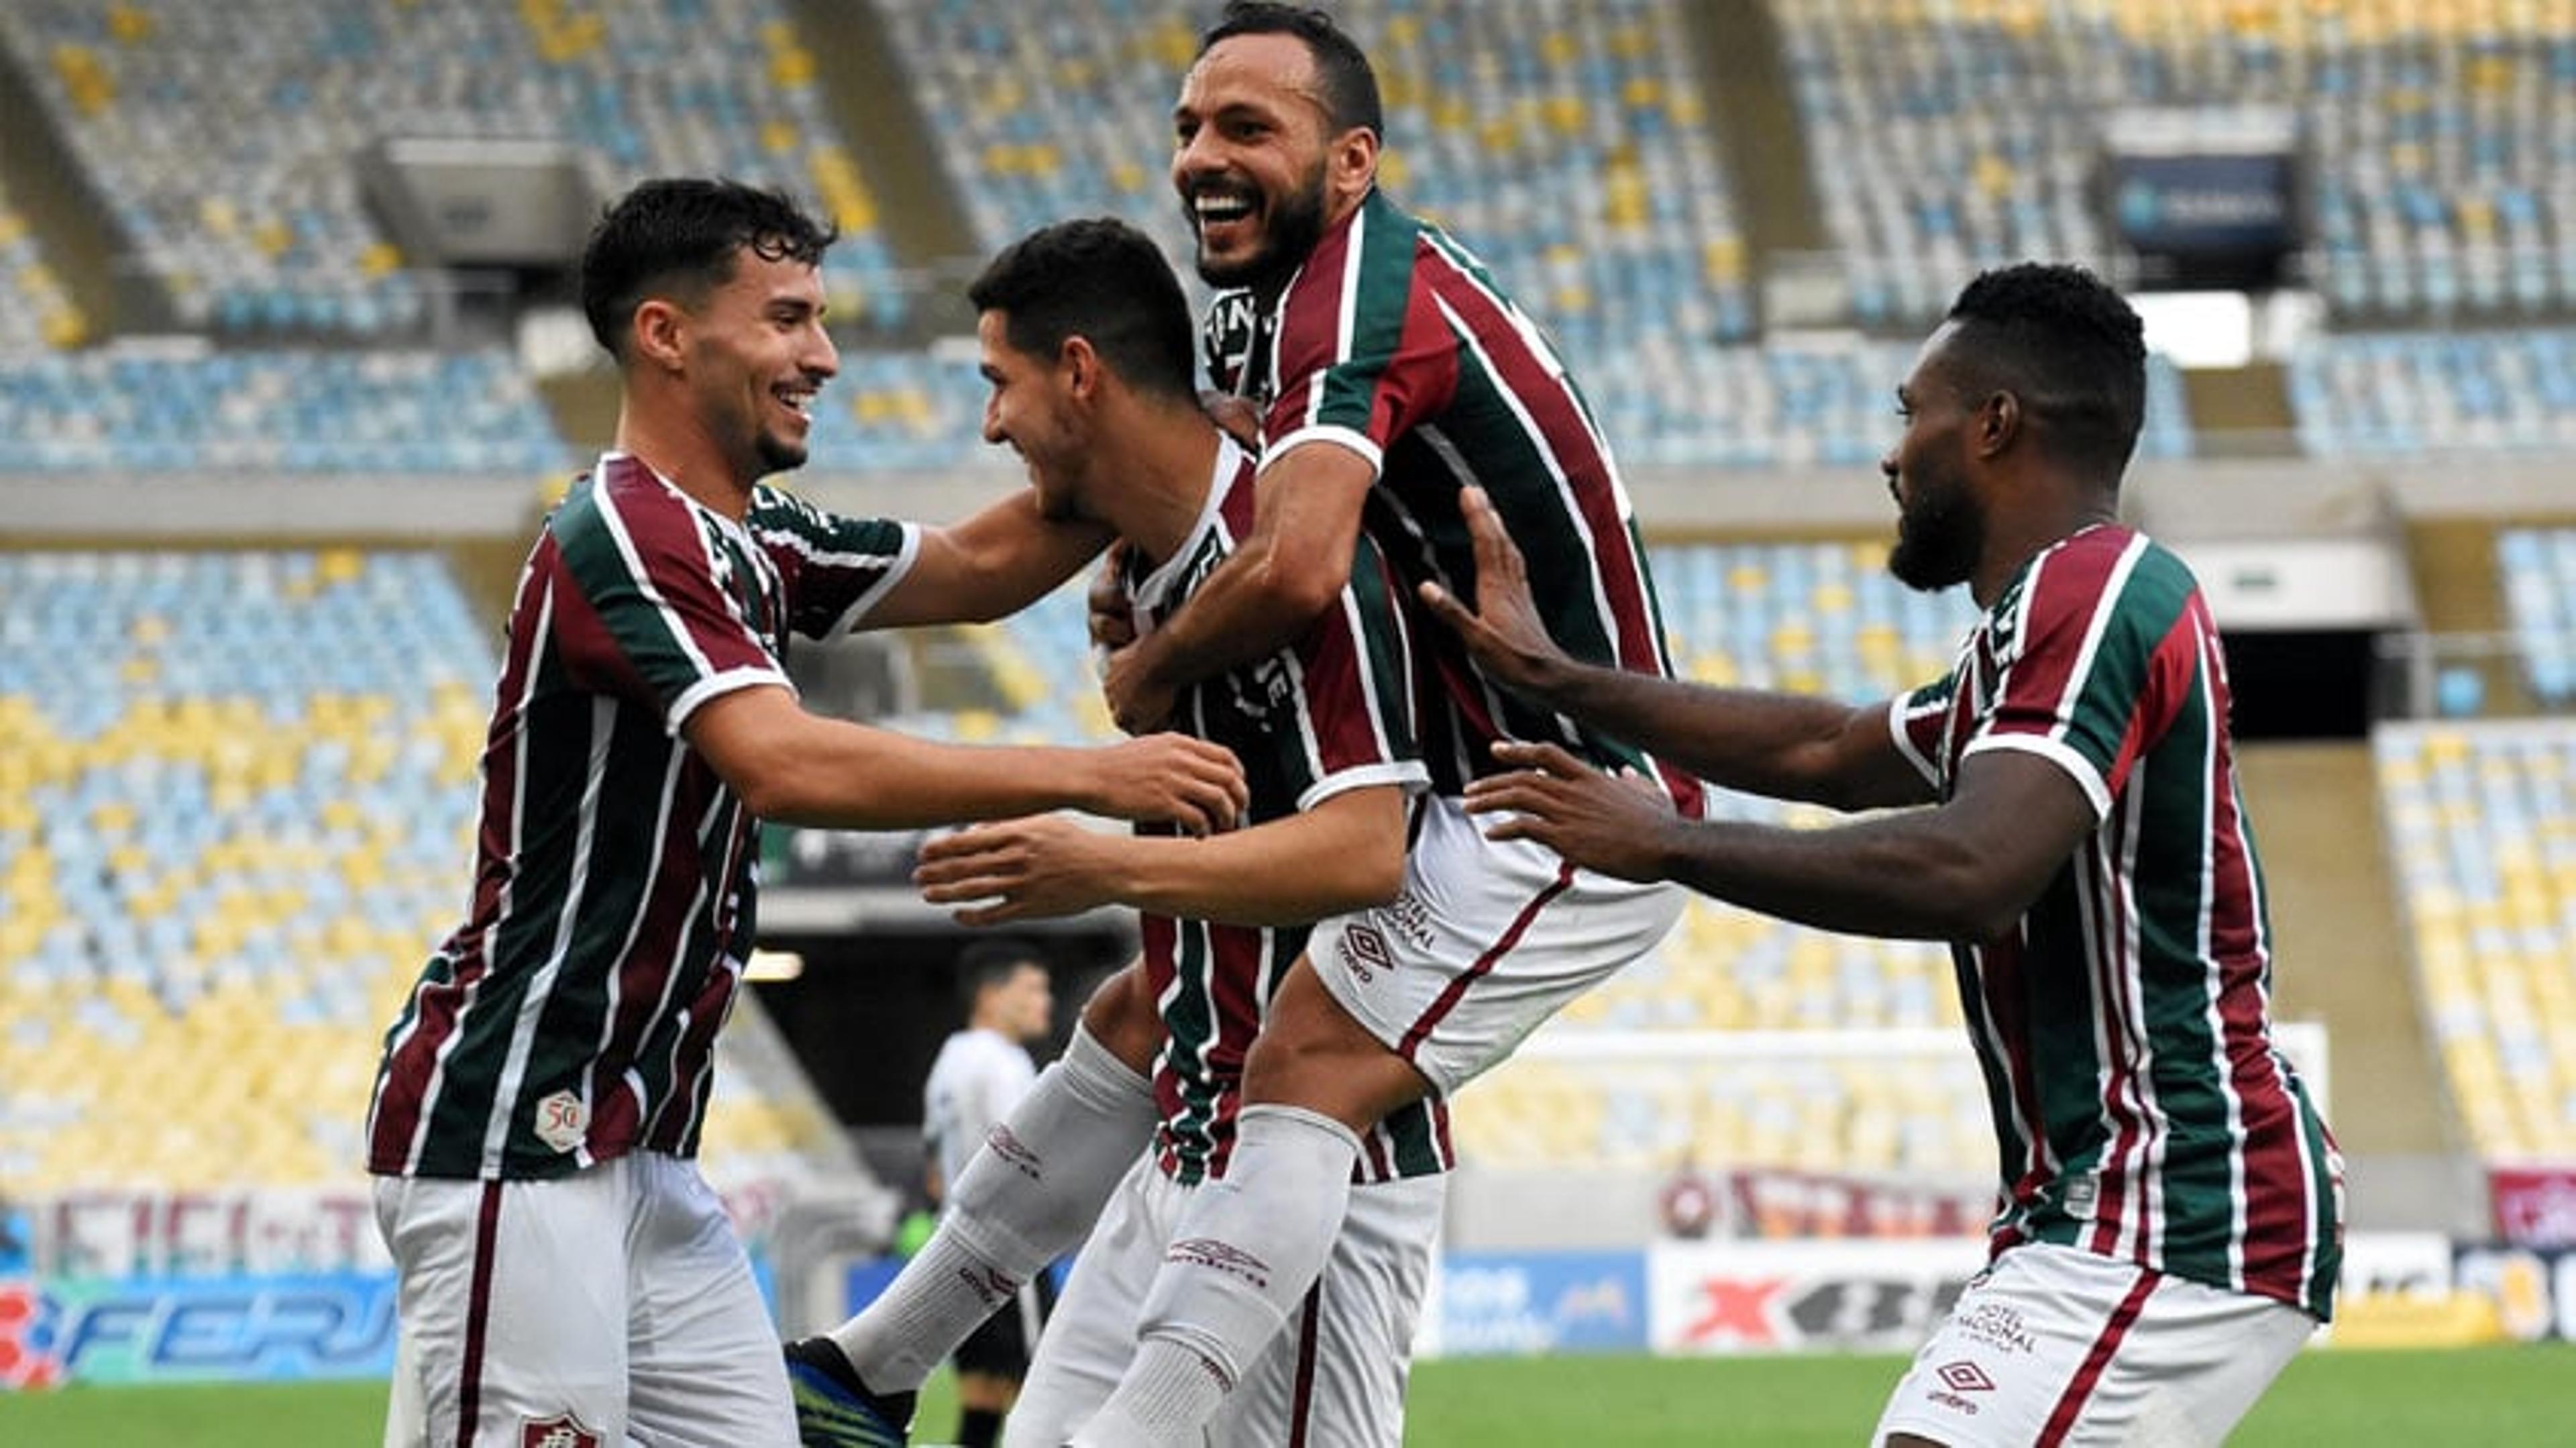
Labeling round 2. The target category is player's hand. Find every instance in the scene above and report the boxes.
[1083,731,1244,831]
[1099,641,1178,735]
[1087,541,1138,656]
[1416,486,1575,700]
[916,815,1116,925]
[1464,739,1677,882]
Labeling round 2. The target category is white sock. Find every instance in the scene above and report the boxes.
[828,1025,1155,1392]
[1076,1104,1360,1445]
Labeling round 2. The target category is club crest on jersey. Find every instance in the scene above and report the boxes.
[534,1090,589,1153]
[521,1413,602,1448]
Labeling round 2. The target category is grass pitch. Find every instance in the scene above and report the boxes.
[0,1343,2566,1444]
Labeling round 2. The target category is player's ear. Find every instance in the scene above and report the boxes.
[632,298,688,375]
[1330,125,1379,204]
[1061,335,1102,400]
[1977,391,2019,458]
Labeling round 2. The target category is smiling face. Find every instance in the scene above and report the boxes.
[680,245,837,479]
[1171,32,1342,292]
[1882,323,1990,593]
[977,308,1087,521]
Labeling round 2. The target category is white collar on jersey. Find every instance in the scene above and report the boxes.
[1128,433,1250,621]
[594,450,756,548]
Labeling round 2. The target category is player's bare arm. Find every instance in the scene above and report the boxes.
[684,683,1246,832]
[858,489,1116,630]
[1422,485,1932,813]
[1101,440,1375,731]
[914,784,1405,929]
[1468,743,2092,941]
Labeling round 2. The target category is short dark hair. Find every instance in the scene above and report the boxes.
[1940,263,2147,479]
[957,937,1046,1013]
[967,219,1197,405]
[1200,2,1383,137]
[578,178,837,360]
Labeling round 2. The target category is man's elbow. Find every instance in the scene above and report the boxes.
[1250,548,1346,623]
[1323,835,1407,914]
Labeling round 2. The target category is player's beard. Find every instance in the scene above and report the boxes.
[755,429,808,475]
[1888,458,1984,592]
[1194,158,1329,295]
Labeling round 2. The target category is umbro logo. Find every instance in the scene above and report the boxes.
[985,1123,1041,1179]
[1937,1360,1996,1392]
[1169,1237,1272,1290]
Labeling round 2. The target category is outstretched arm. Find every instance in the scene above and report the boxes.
[684,684,1247,833]
[859,490,1115,630]
[1419,486,1933,812]
[1100,442,1375,731]
[1465,742,2092,941]
[912,785,1408,929]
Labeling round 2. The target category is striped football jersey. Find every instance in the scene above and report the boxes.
[1892,525,2345,1318]
[1249,187,1701,818]
[366,454,915,1180]
[1133,436,1450,1185]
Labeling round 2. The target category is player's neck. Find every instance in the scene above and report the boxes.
[611,399,756,521]
[1095,412,1227,571]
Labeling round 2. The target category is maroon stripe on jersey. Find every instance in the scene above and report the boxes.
[1267,217,1460,449]
[2038,1265,2159,1447]
[1195,928,1269,1180]
[1974,935,2053,1214]
[580,759,708,1154]
[1430,1094,1455,1170]
[549,556,654,705]
[1988,532,2129,736]
[596,461,777,679]
[644,811,756,1151]
[1358,1127,1393,1183]
[455,1180,506,1448]
[1398,863,1576,1062]
[367,562,551,1168]
[2084,800,2147,1259]
[1288,1280,1324,1448]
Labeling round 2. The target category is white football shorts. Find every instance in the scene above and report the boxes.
[1874,1240,2319,1447]
[1306,793,1685,1095]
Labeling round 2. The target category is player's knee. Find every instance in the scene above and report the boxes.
[1076,961,1161,1076]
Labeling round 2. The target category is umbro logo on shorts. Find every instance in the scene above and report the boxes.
[1336,923,1394,982]
[1937,1361,1996,1392]
[521,1413,602,1448]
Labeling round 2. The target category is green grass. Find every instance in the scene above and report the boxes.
[2,1344,2569,1445]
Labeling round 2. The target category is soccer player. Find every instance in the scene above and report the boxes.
[1426,263,2345,1447]
[1065,7,1697,1441]
[362,178,1247,1448]
[920,940,1056,1448]
[788,216,1448,1448]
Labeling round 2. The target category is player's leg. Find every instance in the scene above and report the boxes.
[794,963,1162,1418]
[1872,1241,2319,1447]
[1077,796,1681,1447]
[1001,1159,1183,1447]
[623,1153,796,1446]
[1220,1173,1444,1448]
[1073,961,1432,1448]
[949,1271,1041,1448]
[374,1166,634,1447]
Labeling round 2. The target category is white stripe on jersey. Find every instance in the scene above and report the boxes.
[594,462,734,729]
[577,745,690,1167]
[476,693,614,1174]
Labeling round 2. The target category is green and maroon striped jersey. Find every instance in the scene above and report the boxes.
[1248,188,1701,819]
[366,454,914,1180]
[1134,437,1450,1186]
[1892,525,2345,1317]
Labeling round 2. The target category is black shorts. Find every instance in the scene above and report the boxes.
[952,1270,1057,1380]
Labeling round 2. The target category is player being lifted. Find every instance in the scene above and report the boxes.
[1428,263,2345,1447]
[363,178,1244,1447]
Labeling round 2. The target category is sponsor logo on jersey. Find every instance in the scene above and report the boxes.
[521,1412,603,1448]
[533,1091,588,1154]
[1167,1237,1271,1291]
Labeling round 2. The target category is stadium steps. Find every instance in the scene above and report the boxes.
[2410,517,2538,717]
[2180,364,2300,459]
[789,0,981,340]
[0,38,152,333]
[2237,742,2461,1229]
[1686,1,1825,277]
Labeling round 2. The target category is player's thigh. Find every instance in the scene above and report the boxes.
[374,1169,632,1447]
[1005,1159,1177,1448]
[623,1154,796,1448]
[1873,1242,2318,1448]
[1226,1175,1444,1448]
[1306,793,1684,1096]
